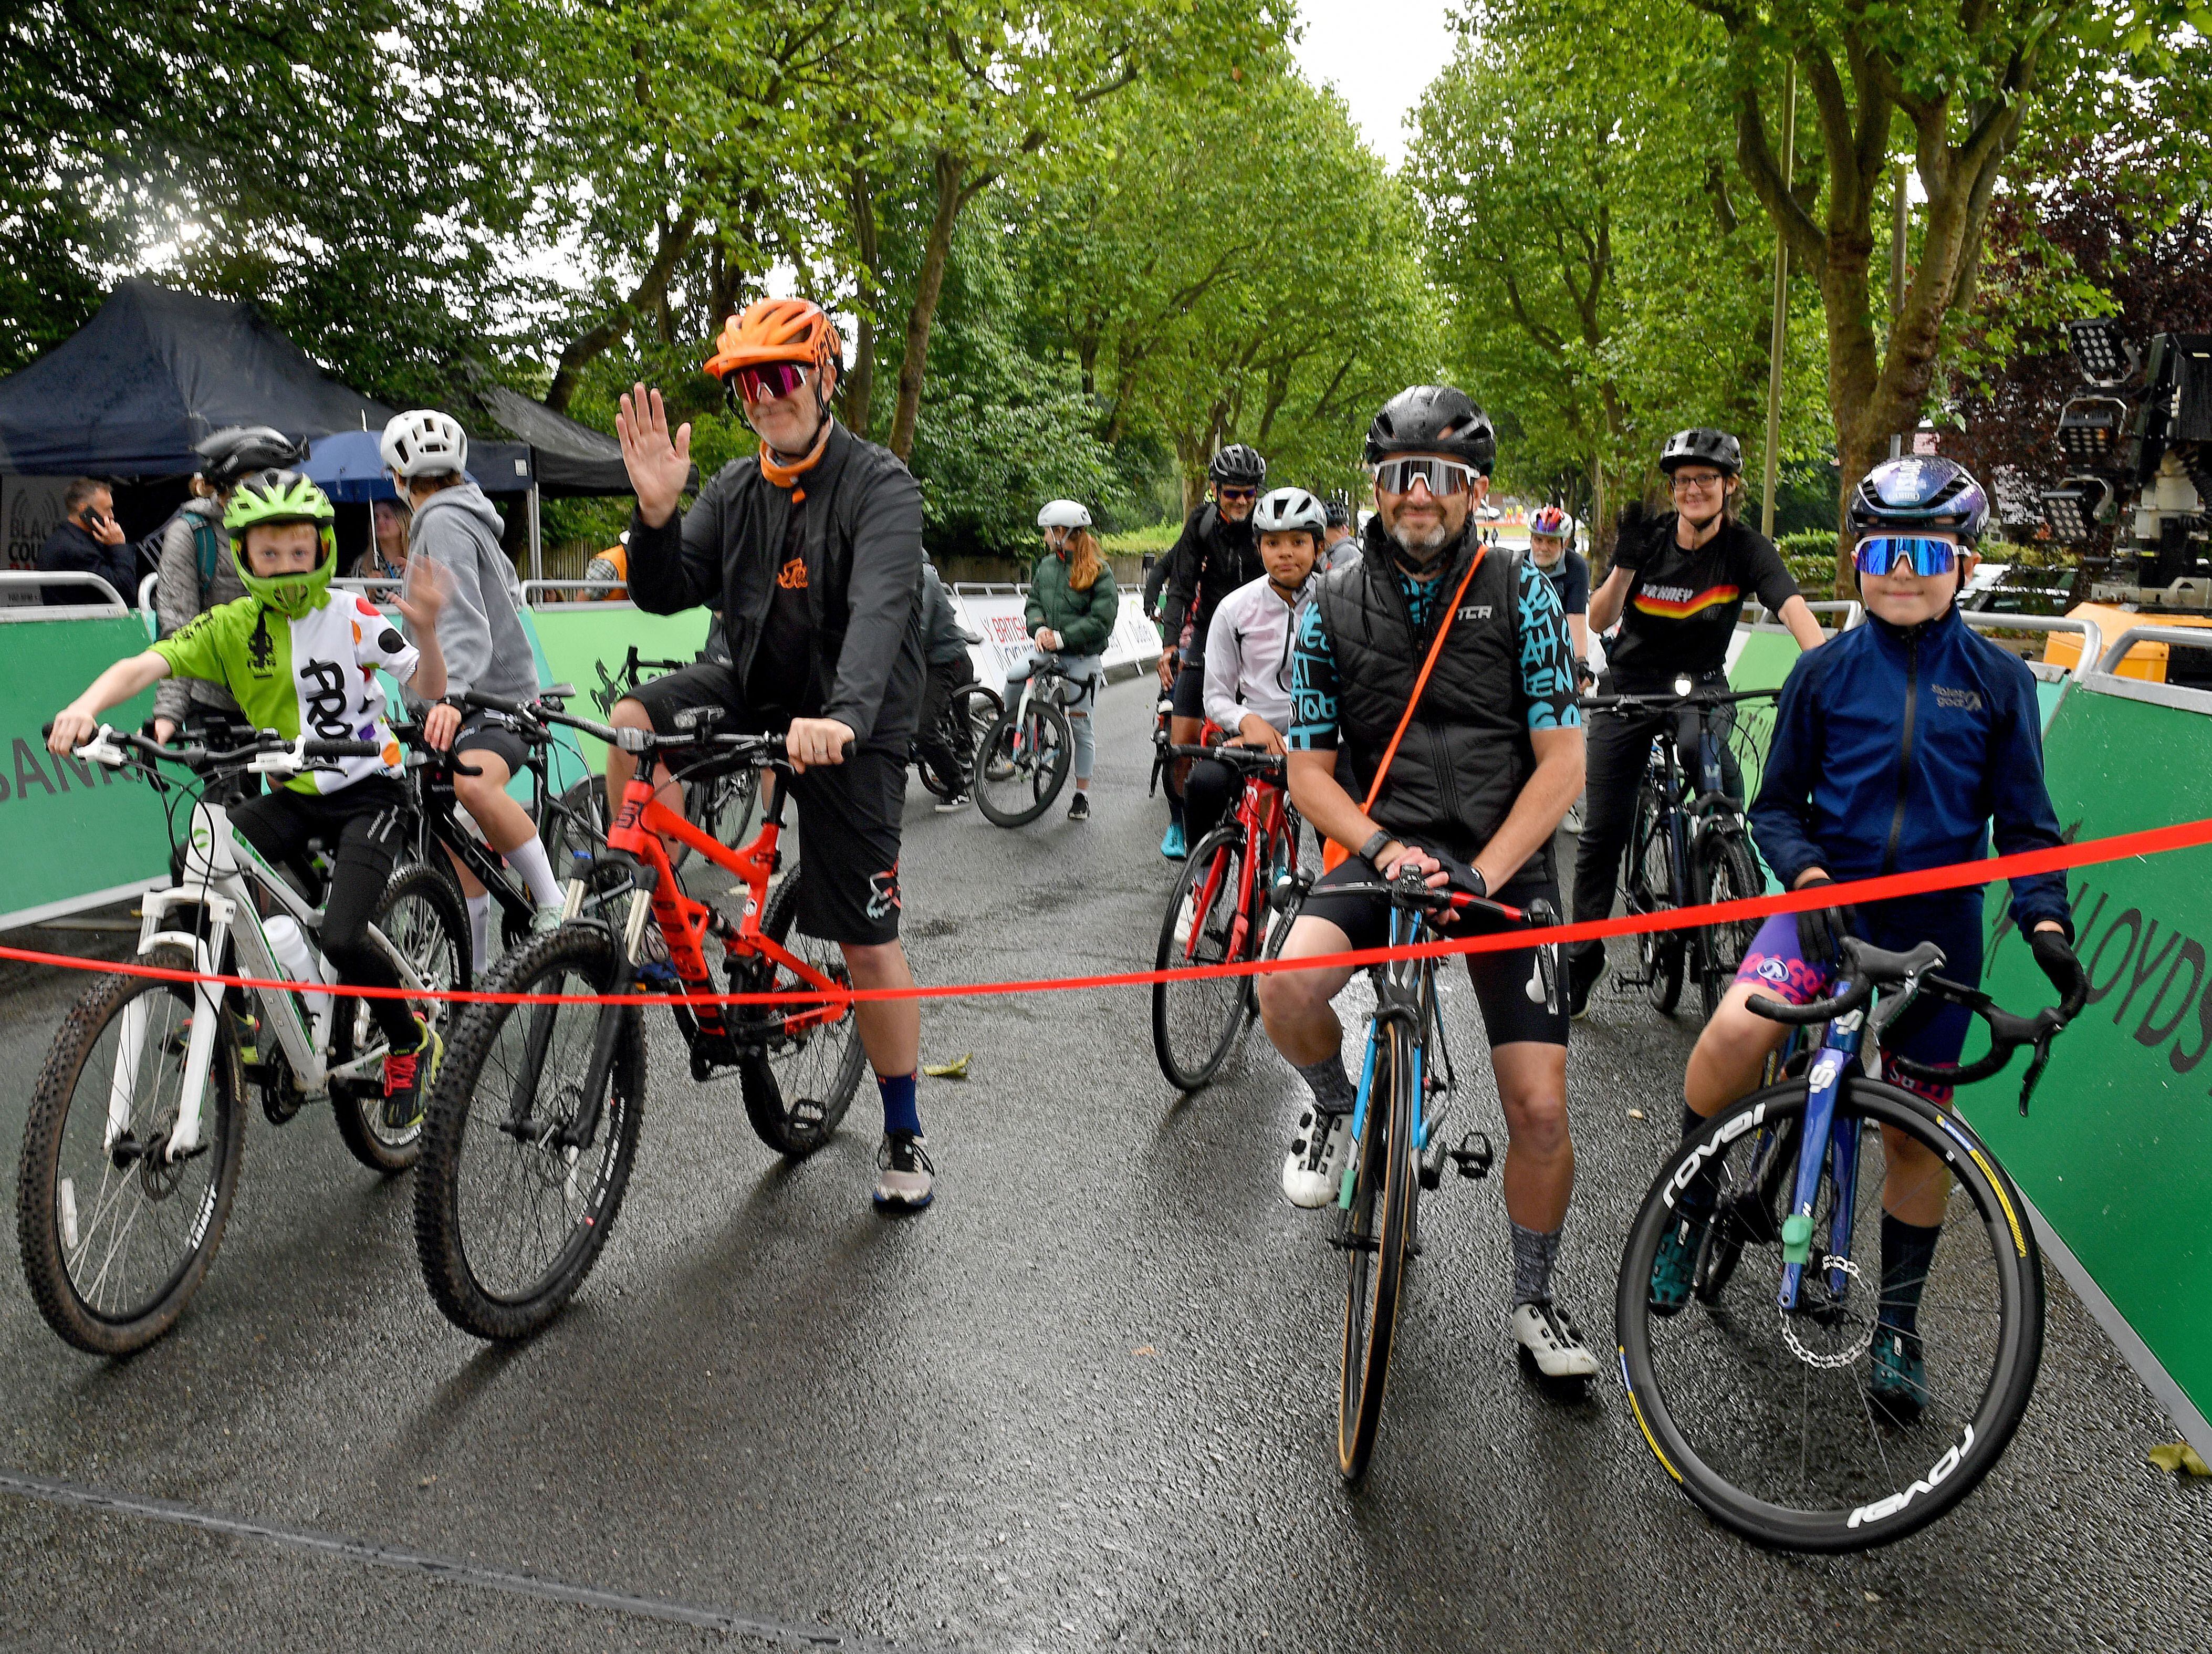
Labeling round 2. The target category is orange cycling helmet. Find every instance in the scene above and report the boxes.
[704,297,841,383]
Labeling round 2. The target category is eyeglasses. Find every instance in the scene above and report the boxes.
[1372,457,1477,497]
[1216,486,1257,503]
[1670,471,1726,492]
[1853,535,1960,577]
[732,362,812,403]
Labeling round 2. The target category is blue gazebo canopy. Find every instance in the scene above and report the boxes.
[302,428,533,502]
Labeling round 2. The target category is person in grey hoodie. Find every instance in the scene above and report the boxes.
[381,409,561,964]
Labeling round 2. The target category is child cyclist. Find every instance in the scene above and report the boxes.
[1651,456,2088,1416]
[46,470,453,1126]
[1182,485,1326,847]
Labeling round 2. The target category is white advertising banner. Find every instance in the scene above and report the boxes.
[951,584,1165,684]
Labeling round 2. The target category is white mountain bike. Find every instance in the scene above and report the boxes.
[15,725,467,1355]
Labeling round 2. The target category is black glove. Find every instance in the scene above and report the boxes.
[1794,876,1857,966]
[1430,849,1489,901]
[2029,927,2087,1011]
[1611,501,1654,571]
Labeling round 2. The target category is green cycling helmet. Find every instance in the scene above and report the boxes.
[225,469,339,617]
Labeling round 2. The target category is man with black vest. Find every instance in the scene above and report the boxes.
[1256,384,1598,1385]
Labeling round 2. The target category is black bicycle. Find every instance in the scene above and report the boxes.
[593,645,759,866]
[975,657,1097,827]
[397,686,609,945]
[1583,681,1776,1019]
[911,676,1003,802]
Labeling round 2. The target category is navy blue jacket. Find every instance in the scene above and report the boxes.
[1750,604,2071,935]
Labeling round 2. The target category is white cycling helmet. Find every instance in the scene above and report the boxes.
[381,410,469,480]
[1037,498,1092,529]
[1253,486,1327,536]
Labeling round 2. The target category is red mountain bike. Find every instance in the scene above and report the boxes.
[1151,742,1311,1090]
[414,693,864,1341]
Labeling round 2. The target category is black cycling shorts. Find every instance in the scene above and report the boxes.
[625,660,905,946]
[1171,660,1207,721]
[1297,858,1569,1049]
[450,709,530,777]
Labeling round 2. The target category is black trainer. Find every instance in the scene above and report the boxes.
[1567,946,1604,1020]
[1067,791,1091,821]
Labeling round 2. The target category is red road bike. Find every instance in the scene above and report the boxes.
[414,694,864,1341]
[1151,742,1311,1089]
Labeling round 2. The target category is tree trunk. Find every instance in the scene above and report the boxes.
[546,213,698,412]
[842,168,880,439]
[888,150,988,461]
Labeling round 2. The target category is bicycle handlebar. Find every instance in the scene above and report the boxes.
[1579,685,1781,714]
[1747,935,2085,1113]
[57,725,378,780]
[1165,742,1286,769]
[1317,865,1530,926]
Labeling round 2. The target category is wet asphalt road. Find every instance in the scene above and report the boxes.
[1,674,2207,1653]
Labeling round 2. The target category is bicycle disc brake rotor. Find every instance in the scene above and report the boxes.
[1779,1255,1875,1369]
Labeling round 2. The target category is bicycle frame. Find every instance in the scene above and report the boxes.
[127,796,423,1161]
[1173,765,1297,968]
[1338,906,1448,1210]
[1776,1002,1871,1314]
[602,762,846,1050]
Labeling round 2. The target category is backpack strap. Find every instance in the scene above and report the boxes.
[192,515,223,588]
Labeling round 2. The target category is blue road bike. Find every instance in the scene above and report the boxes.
[1615,935,2084,1550]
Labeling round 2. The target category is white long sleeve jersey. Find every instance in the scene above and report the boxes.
[1201,572,1316,736]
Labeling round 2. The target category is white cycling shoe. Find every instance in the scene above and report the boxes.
[1171,893,1196,950]
[1281,1106,1351,1209]
[1511,1299,1600,1382]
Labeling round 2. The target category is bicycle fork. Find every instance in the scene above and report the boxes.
[1778,1009,1866,1313]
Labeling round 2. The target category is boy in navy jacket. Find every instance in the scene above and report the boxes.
[1652,456,2088,1416]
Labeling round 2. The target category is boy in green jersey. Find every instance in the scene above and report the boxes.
[48,471,454,1126]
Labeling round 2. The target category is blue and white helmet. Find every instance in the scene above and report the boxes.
[1252,486,1327,537]
[1846,456,1990,547]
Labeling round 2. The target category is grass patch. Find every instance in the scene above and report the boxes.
[1102,520,1181,555]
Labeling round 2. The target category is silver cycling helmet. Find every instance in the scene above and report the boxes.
[1252,486,1327,537]
[380,409,469,480]
[1037,498,1093,529]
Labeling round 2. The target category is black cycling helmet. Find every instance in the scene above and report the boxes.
[1658,428,1743,475]
[1323,496,1352,528]
[1208,443,1267,487]
[1845,455,1991,547]
[1364,385,1496,476]
[195,425,304,491]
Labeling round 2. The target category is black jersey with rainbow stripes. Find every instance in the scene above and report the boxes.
[1605,516,1799,691]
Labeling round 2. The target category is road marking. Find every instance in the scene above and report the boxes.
[0,1465,915,1651]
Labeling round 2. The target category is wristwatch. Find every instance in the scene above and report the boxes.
[1357,829,1395,867]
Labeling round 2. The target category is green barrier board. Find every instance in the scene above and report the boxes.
[524,605,711,769]
[0,617,172,927]
[1971,684,2212,1457]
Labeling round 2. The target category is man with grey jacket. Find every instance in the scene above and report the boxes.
[382,409,562,964]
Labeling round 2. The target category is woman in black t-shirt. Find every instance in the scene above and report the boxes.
[1568,429,1828,1015]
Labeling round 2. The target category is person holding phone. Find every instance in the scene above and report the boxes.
[36,478,137,607]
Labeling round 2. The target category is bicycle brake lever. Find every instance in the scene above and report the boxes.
[2018,1031,2056,1116]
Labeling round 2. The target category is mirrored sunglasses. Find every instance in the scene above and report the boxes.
[1373,457,1476,497]
[731,362,812,403]
[1216,486,1258,503]
[1853,535,1959,577]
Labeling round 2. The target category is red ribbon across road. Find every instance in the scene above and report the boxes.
[5,814,2208,1011]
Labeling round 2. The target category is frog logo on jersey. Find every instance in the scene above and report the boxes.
[298,658,353,738]
[246,610,277,674]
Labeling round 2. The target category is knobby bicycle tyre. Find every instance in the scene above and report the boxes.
[1150,824,1254,1090]
[1693,830,1763,1023]
[738,870,867,1156]
[328,862,471,1175]
[1338,1018,1417,1485]
[1629,785,1683,1014]
[975,701,1073,827]
[413,924,645,1341]
[1616,1078,2043,1551]
[17,944,247,1355]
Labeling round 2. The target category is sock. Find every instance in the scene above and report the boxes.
[1879,1212,1942,1339]
[505,836,562,906]
[1295,1052,1358,1116]
[1510,1220,1564,1308]
[465,894,491,973]
[1166,793,1185,832]
[1674,1102,1718,1214]
[878,1070,921,1138]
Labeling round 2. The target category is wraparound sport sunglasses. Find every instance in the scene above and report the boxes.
[1853,535,1960,577]
[1372,456,1478,497]
[727,362,813,404]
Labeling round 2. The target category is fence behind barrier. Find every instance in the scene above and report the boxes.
[1969,639,2212,1462]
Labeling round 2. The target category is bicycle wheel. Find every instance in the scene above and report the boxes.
[412,924,645,1341]
[680,766,760,871]
[975,702,1072,827]
[1692,1115,1798,1304]
[329,863,471,1175]
[1617,1078,2044,1551]
[1693,830,1763,1021]
[16,945,246,1355]
[1629,787,1683,1013]
[738,869,867,1156]
[958,682,1004,756]
[1150,824,1254,1090]
[1338,1017,1417,1484]
[542,777,610,882]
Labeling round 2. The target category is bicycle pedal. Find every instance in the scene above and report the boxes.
[1449,1131,1495,1181]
